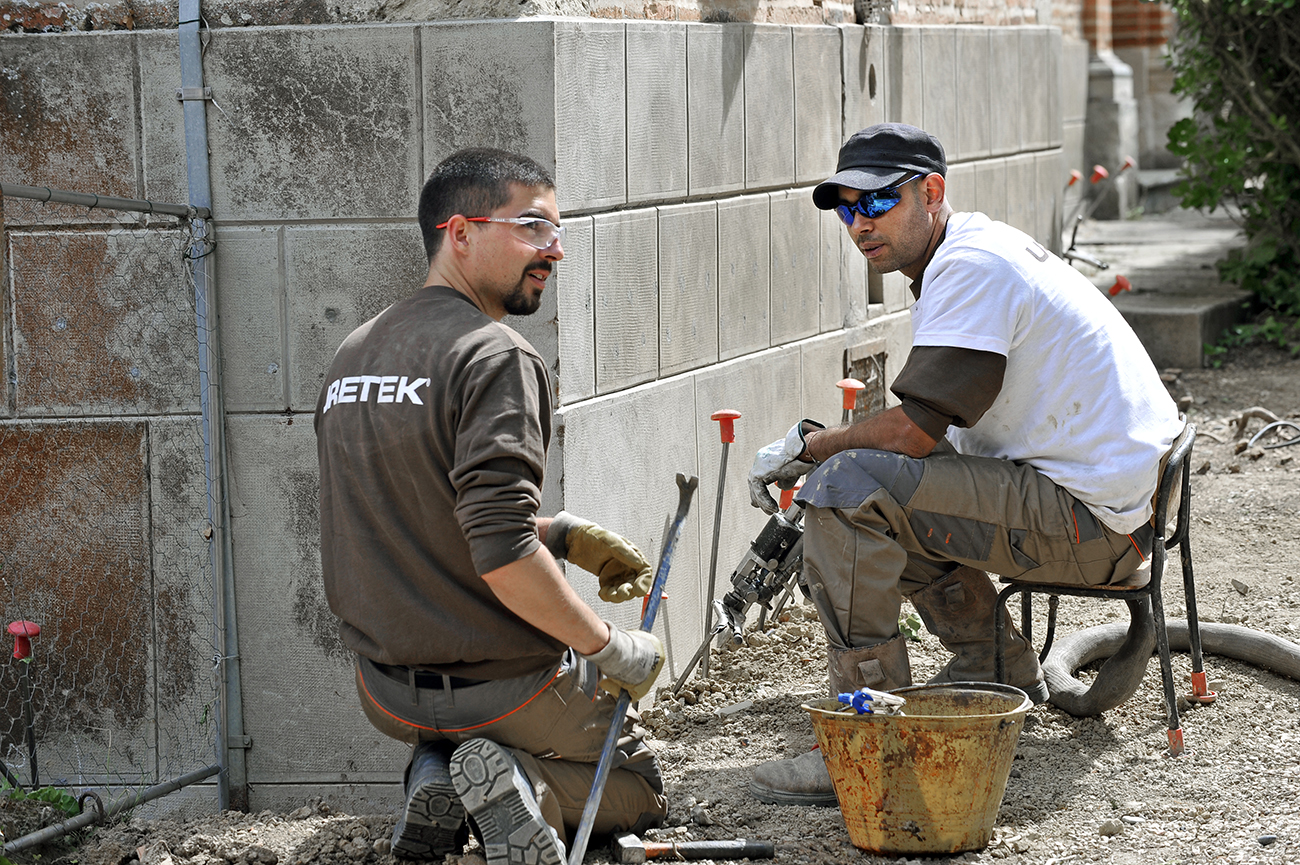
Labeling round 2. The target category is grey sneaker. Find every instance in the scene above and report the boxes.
[392,740,469,860]
[449,739,565,865]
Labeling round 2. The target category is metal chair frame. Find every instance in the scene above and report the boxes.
[993,423,1214,755]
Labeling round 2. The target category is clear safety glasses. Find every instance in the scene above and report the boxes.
[834,175,920,226]
[435,216,566,250]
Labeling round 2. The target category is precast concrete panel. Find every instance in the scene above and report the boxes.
[945,161,977,212]
[793,26,842,184]
[248,783,401,816]
[799,334,847,425]
[880,270,910,314]
[1062,36,1091,128]
[658,202,719,377]
[556,217,596,404]
[9,230,198,416]
[692,348,802,645]
[954,28,992,162]
[0,32,138,202]
[593,209,658,393]
[975,158,1009,223]
[216,229,288,412]
[769,190,819,345]
[555,21,627,211]
[717,194,771,360]
[841,25,888,133]
[203,26,421,221]
[558,378,701,680]
[1005,153,1037,239]
[887,28,923,128]
[1020,28,1052,150]
[137,31,190,205]
[1048,30,1064,148]
[284,225,428,411]
[743,24,796,190]
[988,28,1022,157]
[1036,149,1065,252]
[421,21,558,179]
[627,23,688,204]
[920,28,958,157]
[818,209,845,332]
[226,414,405,783]
[686,25,746,197]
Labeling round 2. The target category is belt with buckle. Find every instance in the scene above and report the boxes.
[371,661,488,690]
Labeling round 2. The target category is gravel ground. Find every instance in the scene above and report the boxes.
[3,345,1299,865]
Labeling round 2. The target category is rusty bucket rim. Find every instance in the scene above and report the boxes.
[801,681,1033,721]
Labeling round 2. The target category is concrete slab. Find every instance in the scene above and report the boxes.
[1048,29,1064,148]
[204,26,421,221]
[988,27,1022,157]
[955,28,992,162]
[247,783,403,815]
[744,24,795,190]
[1020,28,1052,150]
[421,21,558,180]
[8,229,198,416]
[842,24,887,132]
[686,24,746,197]
[1036,149,1064,251]
[558,378,701,677]
[284,225,428,411]
[1004,152,1037,238]
[627,23,688,204]
[819,209,846,332]
[0,31,138,201]
[799,333,848,425]
[718,194,771,360]
[879,269,911,314]
[555,216,596,404]
[225,414,402,783]
[888,27,923,127]
[593,209,659,393]
[555,20,626,211]
[216,228,288,412]
[945,161,977,213]
[691,347,802,641]
[921,28,958,157]
[975,158,1009,223]
[1114,292,1253,370]
[137,31,189,205]
[769,190,820,346]
[793,26,842,185]
[658,202,719,377]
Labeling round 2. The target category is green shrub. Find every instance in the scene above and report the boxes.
[1166,0,1300,315]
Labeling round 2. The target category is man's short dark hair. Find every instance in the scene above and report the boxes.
[418,148,556,260]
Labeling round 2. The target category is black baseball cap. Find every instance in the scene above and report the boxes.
[812,123,947,210]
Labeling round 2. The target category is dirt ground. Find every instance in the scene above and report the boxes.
[4,344,1300,865]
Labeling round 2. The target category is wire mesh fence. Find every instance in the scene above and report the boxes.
[0,189,221,816]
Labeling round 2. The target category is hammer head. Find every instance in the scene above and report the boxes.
[612,832,646,864]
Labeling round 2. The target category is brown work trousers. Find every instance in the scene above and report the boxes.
[355,650,667,845]
[796,446,1154,648]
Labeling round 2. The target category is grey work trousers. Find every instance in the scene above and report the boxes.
[796,447,1154,648]
[355,650,667,845]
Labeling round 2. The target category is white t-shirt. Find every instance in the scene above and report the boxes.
[912,212,1183,535]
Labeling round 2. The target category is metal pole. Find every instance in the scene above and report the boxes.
[2,765,221,855]
[0,182,210,220]
[178,0,246,811]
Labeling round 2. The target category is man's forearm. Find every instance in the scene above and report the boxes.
[805,405,938,462]
[480,547,610,655]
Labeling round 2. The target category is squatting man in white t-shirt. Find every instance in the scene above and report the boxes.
[745,123,1183,806]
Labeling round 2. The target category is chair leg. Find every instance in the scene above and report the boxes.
[1180,534,1217,706]
[1149,580,1186,756]
[1021,591,1033,646]
[1040,595,1060,663]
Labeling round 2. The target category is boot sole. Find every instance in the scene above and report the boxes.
[748,779,839,807]
[450,739,565,865]
[392,769,468,859]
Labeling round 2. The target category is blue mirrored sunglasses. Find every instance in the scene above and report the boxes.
[834,175,920,226]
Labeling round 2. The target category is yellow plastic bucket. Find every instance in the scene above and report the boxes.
[803,682,1031,855]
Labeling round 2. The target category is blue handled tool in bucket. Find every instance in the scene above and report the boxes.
[837,687,907,715]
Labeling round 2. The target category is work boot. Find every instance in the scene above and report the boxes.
[449,738,565,865]
[392,740,469,860]
[910,566,1050,704]
[749,635,911,807]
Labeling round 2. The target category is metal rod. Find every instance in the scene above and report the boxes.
[0,182,209,220]
[19,662,38,788]
[2,764,221,854]
[700,442,730,678]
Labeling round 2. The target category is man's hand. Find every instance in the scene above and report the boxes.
[580,622,665,701]
[566,522,654,603]
[748,419,825,514]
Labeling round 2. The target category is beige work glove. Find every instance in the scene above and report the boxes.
[580,622,665,702]
[547,512,653,603]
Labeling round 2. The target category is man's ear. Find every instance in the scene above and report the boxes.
[441,214,473,253]
[922,174,947,211]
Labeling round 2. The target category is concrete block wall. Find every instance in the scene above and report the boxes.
[1,17,1065,811]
